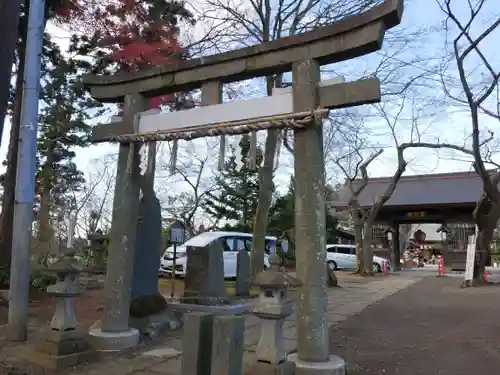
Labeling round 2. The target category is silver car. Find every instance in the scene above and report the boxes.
[326,244,390,273]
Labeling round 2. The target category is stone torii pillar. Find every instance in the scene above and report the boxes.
[88,94,148,351]
[288,59,345,374]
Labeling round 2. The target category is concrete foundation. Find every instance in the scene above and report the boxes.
[169,301,253,315]
[129,309,182,337]
[88,327,139,351]
[246,360,295,375]
[27,329,92,370]
[288,354,346,375]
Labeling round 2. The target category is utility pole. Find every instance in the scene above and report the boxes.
[0,0,24,146]
[8,0,45,342]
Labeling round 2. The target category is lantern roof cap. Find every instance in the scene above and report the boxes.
[48,251,82,274]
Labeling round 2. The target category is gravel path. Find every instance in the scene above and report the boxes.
[329,276,500,374]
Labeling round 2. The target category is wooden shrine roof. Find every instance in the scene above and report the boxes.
[337,170,498,210]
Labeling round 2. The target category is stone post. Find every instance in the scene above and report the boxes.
[88,93,148,351]
[235,249,251,297]
[181,312,214,375]
[211,316,245,375]
[288,59,346,374]
[27,251,90,370]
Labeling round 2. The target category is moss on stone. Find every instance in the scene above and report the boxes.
[129,293,168,318]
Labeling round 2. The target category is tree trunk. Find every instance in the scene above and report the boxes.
[472,219,495,285]
[0,0,23,143]
[352,210,363,273]
[464,192,500,287]
[250,75,280,276]
[0,40,25,278]
[361,220,374,276]
[250,129,278,275]
[36,148,56,263]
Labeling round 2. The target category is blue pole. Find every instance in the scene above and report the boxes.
[7,0,45,342]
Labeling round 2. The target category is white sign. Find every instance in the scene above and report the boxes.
[464,234,476,281]
[170,227,185,245]
[137,78,345,135]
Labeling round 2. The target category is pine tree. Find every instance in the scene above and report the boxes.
[0,0,88,276]
[268,178,339,240]
[202,135,264,232]
[268,177,295,236]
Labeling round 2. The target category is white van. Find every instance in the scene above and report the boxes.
[326,244,390,273]
[159,231,277,278]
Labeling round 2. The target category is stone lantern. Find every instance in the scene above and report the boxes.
[86,231,107,289]
[248,255,302,373]
[29,251,90,370]
[88,230,107,274]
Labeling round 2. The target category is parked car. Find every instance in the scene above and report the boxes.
[159,231,277,278]
[326,244,390,273]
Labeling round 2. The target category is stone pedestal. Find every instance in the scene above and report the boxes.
[28,329,92,370]
[288,354,346,375]
[88,327,139,351]
[246,360,295,375]
[256,319,286,364]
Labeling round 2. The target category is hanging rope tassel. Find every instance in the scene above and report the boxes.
[169,139,179,175]
[126,142,136,175]
[218,135,226,171]
[248,131,257,170]
[234,135,244,172]
[273,130,283,170]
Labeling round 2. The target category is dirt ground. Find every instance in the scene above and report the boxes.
[0,277,254,374]
[5,274,500,375]
[329,276,500,374]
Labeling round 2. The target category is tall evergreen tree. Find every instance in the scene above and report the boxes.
[34,37,104,260]
[269,177,339,240]
[202,135,264,232]
[0,0,86,277]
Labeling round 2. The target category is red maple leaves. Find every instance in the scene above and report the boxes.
[54,0,84,20]
[63,0,187,109]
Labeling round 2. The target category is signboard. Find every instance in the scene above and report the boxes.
[406,211,427,218]
[464,234,476,281]
[170,220,186,245]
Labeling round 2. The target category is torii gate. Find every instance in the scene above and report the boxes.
[83,0,403,373]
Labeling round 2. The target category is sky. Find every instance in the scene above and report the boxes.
[0,0,498,230]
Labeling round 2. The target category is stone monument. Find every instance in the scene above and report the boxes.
[235,248,251,297]
[131,190,163,300]
[183,240,225,304]
[27,251,91,370]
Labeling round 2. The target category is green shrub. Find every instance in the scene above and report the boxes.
[129,293,168,318]
[0,263,10,288]
[0,262,57,291]
[30,263,57,291]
